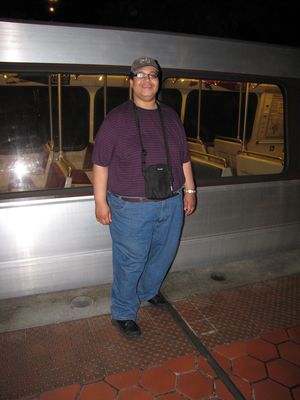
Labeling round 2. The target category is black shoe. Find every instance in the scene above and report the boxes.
[148,293,167,307]
[112,319,141,338]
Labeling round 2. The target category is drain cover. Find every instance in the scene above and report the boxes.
[71,296,93,308]
[210,272,226,281]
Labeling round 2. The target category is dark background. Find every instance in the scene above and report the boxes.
[0,0,299,47]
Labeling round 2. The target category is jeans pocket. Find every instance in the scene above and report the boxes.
[107,192,128,212]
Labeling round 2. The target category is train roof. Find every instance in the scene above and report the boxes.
[1,19,300,79]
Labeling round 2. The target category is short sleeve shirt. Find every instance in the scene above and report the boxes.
[92,100,190,197]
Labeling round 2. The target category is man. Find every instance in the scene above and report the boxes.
[92,57,196,338]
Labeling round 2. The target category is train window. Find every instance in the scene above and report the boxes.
[0,86,50,155]
[0,73,131,193]
[162,78,284,180]
[0,71,285,195]
[51,87,89,151]
[94,86,130,137]
[0,81,89,154]
[159,88,182,117]
[184,90,257,143]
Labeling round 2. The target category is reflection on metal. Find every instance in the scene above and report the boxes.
[1,180,300,299]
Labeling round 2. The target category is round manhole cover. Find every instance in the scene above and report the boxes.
[210,272,226,281]
[71,296,93,308]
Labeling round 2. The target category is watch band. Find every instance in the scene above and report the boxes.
[184,189,197,194]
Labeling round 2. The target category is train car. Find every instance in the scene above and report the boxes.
[0,20,300,299]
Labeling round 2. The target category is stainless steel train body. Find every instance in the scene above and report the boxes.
[1,20,300,299]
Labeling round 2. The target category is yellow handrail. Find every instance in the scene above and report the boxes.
[238,150,283,164]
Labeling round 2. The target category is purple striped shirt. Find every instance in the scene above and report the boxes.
[92,100,190,196]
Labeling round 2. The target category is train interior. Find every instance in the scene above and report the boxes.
[1,68,299,400]
[0,71,284,194]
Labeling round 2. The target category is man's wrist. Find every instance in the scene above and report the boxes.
[183,188,197,194]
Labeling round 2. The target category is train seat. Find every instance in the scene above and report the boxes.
[40,143,53,170]
[207,136,243,170]
[82,142,94,170]
[71,169,92,185]
[191,156,232,183]
[188,140,207,154]
[85,170,94,184]
[188,139,232,181]
[247,140,284,158]
[45,161,68,188]
[236,151,283,175]
[45,157,92,188]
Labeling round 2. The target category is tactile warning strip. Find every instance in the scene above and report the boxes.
[173,273,300,350]
[1,273,299,400]
[0,307,196,400]
[9,329,300,400]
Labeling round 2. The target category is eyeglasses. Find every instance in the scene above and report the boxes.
[133,71,159,79]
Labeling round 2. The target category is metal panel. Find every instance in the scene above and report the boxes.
[1,21,300,300]
[1,21,300,78]
[1,180,300,299]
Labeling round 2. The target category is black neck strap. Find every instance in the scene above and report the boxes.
[132,101,172,174]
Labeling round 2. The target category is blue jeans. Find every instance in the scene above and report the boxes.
[107,192,184,321]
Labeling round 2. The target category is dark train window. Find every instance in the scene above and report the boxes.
[0,86,50,155]
[0,85,89,153]
[52,87,89,151]
[159,88,182,117]
[94,86,130,136]
[53,86,90,151]
[184,90,257,143]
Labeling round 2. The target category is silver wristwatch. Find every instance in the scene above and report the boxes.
[184,188,197,194]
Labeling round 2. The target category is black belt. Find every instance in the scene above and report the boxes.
[120,192,179,202]
[120,197,162,202]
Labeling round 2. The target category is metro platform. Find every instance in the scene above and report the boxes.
[0,249,300,400]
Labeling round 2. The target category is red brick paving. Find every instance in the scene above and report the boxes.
[11,326,300,400]
[1,273,300,400]
[32,333,300,400]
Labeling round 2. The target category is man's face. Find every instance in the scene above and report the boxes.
[130,66,159,104]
